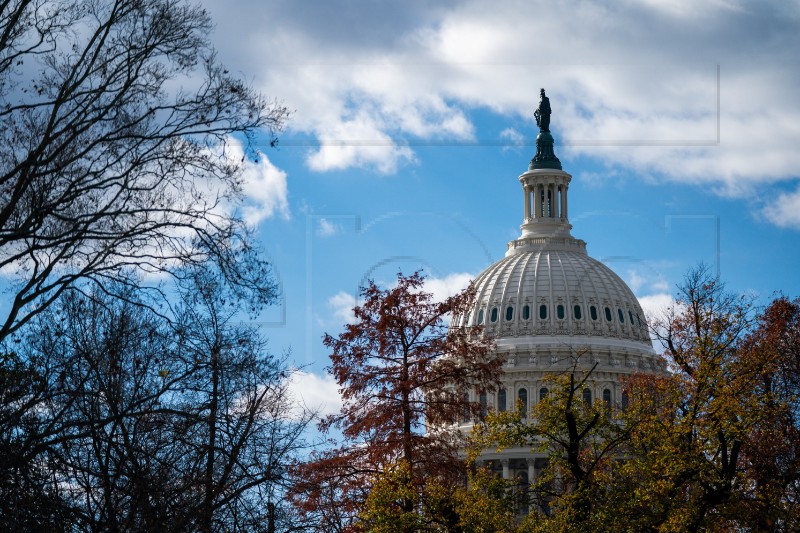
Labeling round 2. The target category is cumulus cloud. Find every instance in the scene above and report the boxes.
[627,268,670,296]
[638,293,676,324]
[766,186,800,229]
[239,155,290,225]
[216,137,289,226]
[204,0,800,226]
[286,370,342,419]
[328,291,357,325]
[317,218,341,237]
[421,272,474,302]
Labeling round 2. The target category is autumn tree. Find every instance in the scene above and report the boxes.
[734,295,800,529]
[615,267,758,531]
[467,267,800,531]
[0,0,288,342]
[469,359,630,530]
[291,272,502,532]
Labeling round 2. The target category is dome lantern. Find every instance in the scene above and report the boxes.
[510,90,583,256]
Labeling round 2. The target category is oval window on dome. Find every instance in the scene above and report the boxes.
[629,311,635,324]
[574,305,582,320]
[539,304,547,320]
[604,307,613,321]
[557,304,565,320]
[477,309,484,324]
[590,305,598,320]
[618,308,625,323]
[505,306,514,321]
[522,305,530,320]
[490,307,498,322]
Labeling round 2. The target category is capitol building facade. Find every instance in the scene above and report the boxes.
[453,90,664,493]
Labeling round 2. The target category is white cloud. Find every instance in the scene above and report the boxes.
[422,272,474,302]
[627,267,669,296]
[638,292,678,348]
[766,186,800,229]
[203,0,800,227]
[317,218,341,237]
[328,291,357,325]
[638,293,675,324]
[236,148,289,225]
[286,370,342,418]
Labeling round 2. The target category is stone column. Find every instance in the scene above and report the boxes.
[523,186,531,221]
[563,184,568,220]
[534,184,541,219]
[527,458,536,486]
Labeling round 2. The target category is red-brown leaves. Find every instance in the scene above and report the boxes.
[290,272,502,529]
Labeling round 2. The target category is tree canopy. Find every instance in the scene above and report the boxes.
[465,267,800,532]
[291,272,503,532]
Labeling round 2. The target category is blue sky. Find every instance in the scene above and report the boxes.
[201,0,800,412]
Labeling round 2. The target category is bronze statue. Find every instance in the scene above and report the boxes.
[534,88,551,132]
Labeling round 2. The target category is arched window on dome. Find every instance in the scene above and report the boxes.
[477,309,484,325]
[506,306,514,321]
[539,305,547,320]
[490,307,498,323]
[603,388,612,406]
[621,390,629,411]
[539,387,548,402]
[557,304,565,319]
[497,388,507,412]
[618,308,625,323]
[522,305,530,320]
[582,388,592,406]
[518,388,528,417]
[604,307,613,322]
[479,392,488,420]
[590,305,598,320]
[573,305,582,320]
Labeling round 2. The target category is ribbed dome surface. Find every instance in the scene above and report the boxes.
[461,248,651,346]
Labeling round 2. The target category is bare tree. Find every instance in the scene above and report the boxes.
[0,0,289,342]
[1,272,310,532]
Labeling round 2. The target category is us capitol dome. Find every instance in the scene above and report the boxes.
[452,89,664,487]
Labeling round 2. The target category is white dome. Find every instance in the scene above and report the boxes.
[466,247,651,347]
[454,92,662,483]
